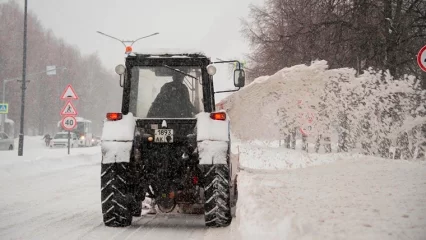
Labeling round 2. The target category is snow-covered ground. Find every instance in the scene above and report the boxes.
[0,136,425,239]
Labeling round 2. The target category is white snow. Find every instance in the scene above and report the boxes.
[0,136,99,180]
[217,61,426,159]
[101,112,135,141]
[236,142,341,170]
[196,112,230,164]
[132,48,206,57]
[100,113,135,163]
[101,141,133,164]
[0,135,425,239]
[196,112,229,142]
[234,139,426,240]
[197,140,228,165]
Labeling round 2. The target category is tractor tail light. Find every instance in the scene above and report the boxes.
[192,176,199,185]
[210,112,226,121]
[106,112,122,121]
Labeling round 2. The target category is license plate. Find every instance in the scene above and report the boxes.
[154,129,173,143]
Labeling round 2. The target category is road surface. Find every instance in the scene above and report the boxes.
[1,139,425,239]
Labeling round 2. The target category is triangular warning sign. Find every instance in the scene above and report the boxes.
[60,101,78,116]
[60,84,79,100]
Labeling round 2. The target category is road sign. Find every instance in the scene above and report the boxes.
[60,101,78,116]
[0,103,8,114]
[61,116,77,131]
[417,45,426,72]
[60,84,79,100]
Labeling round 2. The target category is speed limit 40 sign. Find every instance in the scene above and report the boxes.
[61,116,77,131]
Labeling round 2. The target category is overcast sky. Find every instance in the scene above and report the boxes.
[6,0,264,102]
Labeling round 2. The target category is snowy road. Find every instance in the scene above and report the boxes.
[238,159,426,239]
[0,149,235,240]
[1,137,425,239]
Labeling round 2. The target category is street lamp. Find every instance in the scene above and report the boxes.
[1,65,66,154]
[17,0,28,156]
[96,31,159,54]
[2,66,66,111]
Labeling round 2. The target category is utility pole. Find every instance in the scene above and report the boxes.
[18,0,28,156]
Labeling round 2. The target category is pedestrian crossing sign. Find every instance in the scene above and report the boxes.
[0,103,8,114]
[60,101,78,116]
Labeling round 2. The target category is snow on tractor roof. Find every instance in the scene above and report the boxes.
[131,48,207,58]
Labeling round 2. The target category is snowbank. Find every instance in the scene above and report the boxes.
[221,60,331,141]
[237,143,344,170]
[231,133,350,171]
[220,60,425,160]
[0,136,100,179]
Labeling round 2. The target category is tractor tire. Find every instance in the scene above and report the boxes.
[131,199,142,217]
[101,162,132,227]
[203,164,232,227]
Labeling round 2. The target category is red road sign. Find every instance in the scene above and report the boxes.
[60,84,79,100]
[417,45,426,72]
[60,101,78,116]
[61,116,77,131]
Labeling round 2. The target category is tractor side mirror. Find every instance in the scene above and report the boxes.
[115,64,126,87]
[233,69,245,88]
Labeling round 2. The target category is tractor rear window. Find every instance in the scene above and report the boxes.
[129,66,204,118]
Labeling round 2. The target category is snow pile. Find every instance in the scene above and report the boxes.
[231,135,360,171]
[221,60,426,159]
[0,136,100,179]
[237,143,342,170]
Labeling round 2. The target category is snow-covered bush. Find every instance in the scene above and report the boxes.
[319,66,426,159]
[222,60,426,160]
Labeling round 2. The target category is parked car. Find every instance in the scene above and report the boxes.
[50,132,79,148]
[0,131,14,150]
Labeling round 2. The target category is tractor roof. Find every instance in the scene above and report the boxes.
[128,48,209,59]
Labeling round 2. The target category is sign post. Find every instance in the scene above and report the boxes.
[60,84,78,154]
[417,45,426,72]
[61,116,77,154]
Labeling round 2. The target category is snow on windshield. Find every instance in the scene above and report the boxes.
[129,66,204,118]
